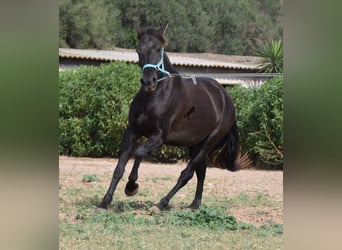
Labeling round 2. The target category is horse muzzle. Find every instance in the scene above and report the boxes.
[140,77,158,92]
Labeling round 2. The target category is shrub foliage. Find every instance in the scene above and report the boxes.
[59,63,283,168]
[228,77,283,169]
[59,62,140,157]
[256,39,283,73]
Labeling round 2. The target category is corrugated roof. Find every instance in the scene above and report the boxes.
[59,48,262,71]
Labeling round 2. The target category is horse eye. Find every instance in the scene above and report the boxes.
[156,48,161,52]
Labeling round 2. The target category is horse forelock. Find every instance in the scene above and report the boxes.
[138,28,167,47]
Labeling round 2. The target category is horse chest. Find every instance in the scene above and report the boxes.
[136,113,149,126]
[132,112,158,135]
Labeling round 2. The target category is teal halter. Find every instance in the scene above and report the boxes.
[142,47,171,82]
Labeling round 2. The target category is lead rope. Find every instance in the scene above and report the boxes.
[158,73,197,85]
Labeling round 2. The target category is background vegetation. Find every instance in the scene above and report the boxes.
[59,62,283,169]
[59,62,140,157]
[257,39,283,73]
[228,77,283,169]
[59,0,283,55]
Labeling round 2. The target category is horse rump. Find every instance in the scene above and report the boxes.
[208,122,251,171]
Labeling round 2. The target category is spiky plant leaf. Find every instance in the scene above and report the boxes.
[257,40,283,73]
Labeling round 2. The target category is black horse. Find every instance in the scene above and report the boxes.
[98,22,249,210]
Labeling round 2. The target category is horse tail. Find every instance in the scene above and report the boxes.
[208,122,251,171]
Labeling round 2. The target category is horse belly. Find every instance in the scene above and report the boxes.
[165,130,206,146]
[165,110,217,146]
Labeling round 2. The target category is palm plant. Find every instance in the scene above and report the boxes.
[256,40,283,73]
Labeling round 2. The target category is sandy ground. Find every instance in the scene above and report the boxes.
[59,156,283,226]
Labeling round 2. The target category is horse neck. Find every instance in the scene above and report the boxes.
[163,53,179,74]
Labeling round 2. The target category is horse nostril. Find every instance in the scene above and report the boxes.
[152,77,157,83]
[140,78,144,84]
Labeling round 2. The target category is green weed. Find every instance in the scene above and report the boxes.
[256,222,283,236]
[82,174,99,183]
[65,187,84,195]
[163,205,252,231]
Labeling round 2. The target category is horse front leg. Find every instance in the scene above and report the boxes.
[98,128,137,210]
[124,157,143,196]
[124,130,164,197]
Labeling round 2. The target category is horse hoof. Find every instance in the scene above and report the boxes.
[186,205,200,210]
[125,182,139,196]
[186,202,201,210]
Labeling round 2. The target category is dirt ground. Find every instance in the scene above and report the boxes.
[59,156,283,226]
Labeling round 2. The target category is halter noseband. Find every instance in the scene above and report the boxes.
[142,47,171,82]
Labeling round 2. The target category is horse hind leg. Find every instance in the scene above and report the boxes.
[185,145,207,209]
[156,160,197,210]
[156,145,207,210]
[187,160,207,209]
[156,123,231,210]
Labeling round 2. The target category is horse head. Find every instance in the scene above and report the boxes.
[136,22,169,93]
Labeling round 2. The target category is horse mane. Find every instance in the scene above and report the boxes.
[137,28,168,47]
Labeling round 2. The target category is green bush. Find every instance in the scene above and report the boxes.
[59,62,187,161]
[146,144,188,163]
[228,77,283,169]
[59,62,141,157]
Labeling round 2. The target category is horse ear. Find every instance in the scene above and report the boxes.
[159,21,169,35]
[135,25,142,38]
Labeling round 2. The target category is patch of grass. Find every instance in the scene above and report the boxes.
[60,171,283,249]
[110,200,155,213]
[205,191,282,209]
[75,194,102,207]
[60,202,283,249]
[136,188,151,197]
[82,174,99,183]
[164,205,250,230]
[65,187,84,195]
[70,201,280,234]
[256,222,283,236]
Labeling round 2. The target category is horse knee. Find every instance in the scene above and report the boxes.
[135,147,147,159]
[113,166,124,179]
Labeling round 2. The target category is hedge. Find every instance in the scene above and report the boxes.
[228,77,283,169]
[59,62,283,168]
[59,62,140,157]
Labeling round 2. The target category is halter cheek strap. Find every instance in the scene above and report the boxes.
[142,47,171,82]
